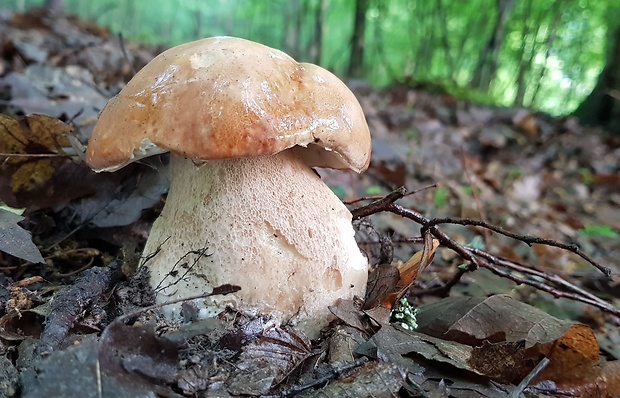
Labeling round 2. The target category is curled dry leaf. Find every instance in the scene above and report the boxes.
[365,235,439,309]
[416,295,600,384]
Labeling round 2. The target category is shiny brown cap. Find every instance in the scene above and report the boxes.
[86,36,371,173]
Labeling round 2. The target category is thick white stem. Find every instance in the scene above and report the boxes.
[141,150,368,336]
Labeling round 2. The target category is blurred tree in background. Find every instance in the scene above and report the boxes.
[574,2,620,131]
[6,0,619,129]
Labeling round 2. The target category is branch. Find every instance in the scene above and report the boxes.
[424,217,610,276]
[349,187,618,318]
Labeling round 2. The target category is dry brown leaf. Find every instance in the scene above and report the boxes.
[0,114,71,188]
[299,361,405,398]
[534,323,600,381]
[364,237,439,310]
[227,325,313,395]
[416,295,601,384]
[0,114,77,210]
[529,360,620,398]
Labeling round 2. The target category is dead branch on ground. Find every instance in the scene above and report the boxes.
[350,187,619,318]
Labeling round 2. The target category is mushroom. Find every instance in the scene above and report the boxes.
[86,37,371,336]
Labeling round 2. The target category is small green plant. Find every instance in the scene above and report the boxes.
[461,185,481,196]
[467,235,487,250]
[508,167,524,179]
[578,224,618,239]
[405,128,418,140]
[331,185,346,199]
[366,185,383,196]
[433,186,450,208]
[578,168,594,185]
[390,297,418,330]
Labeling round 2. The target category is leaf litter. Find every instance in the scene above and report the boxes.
[0,7,618,398]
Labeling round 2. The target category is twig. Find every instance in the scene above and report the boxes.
[113,284,241,324]
[344,184,436,205]
[118,33,136,76]
[351,186,407,220]
[509,357,550,398]
[470,248,615,312]
[410,267,467,297]
[459,145,490,240]
[280,357,369,397]
[36,265,123,356]
[349,188,618,318]
[423,217,610,276]
[358,237,425,245]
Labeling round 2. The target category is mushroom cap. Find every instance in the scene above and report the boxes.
[86,36,371,173]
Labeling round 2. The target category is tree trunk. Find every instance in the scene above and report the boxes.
[529,0,562,107]
[436,0,455,82]
[470,0,515,91]
[284,0,302,60]
[309,0,326,65]
[575,22,620,131]
[348,0,369,78]
[513,0,534,107]
[44,0,64,16]
[193,9,202,39]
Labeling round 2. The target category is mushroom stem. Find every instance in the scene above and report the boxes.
[142,150,368,336]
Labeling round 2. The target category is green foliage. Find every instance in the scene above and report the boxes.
[330,185,346,199]
[433,186,449,208]
[390,297,418,330]
[508,167,524,179]
[461,186,473,196]
[404,128,418,140]
[365,185,383,196]
[578,225,618,239]
[4,0,614,116]
[467,235,487,250]
[578,168,594,185]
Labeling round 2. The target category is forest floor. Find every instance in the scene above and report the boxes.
[0,8,619,398]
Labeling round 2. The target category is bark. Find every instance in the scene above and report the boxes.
[309,0,326,65]
[513,0,534,107]
[284,0,302,60]
[348,0,370,78]
[414,1,434,77]
[575,22,620,131]
[436,0,455,81]
[193,9,202,39]
[529,1,562,106]
[470,0,515,90]
[44,0,64,16]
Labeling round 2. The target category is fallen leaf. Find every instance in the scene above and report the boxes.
[298,361,405,398]
[0,208,44,263]
[416,295,601,383]
[21,334,183,398]
[0,114,80,211]
[227,325,312,395]
[98,321,180,387]
[356,324,475,373]
[365,237,439,309]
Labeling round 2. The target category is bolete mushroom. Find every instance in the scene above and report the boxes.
[86,37,371,336]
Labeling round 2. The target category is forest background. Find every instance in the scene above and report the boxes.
[5,0,620,131]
